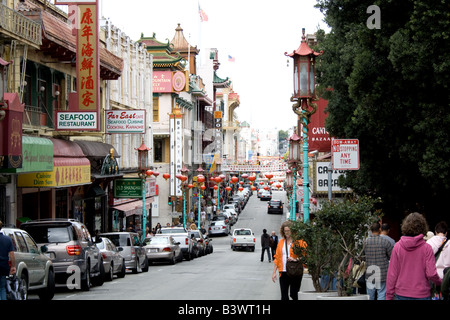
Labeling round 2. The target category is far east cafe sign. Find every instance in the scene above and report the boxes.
[55,0,100,131]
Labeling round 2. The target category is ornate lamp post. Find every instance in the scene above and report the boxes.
[196,166,205,229]
[286,28,322,223]
[288,133,301,220]
[136,140,151,239]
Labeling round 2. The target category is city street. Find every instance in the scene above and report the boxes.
[32,191,288,301]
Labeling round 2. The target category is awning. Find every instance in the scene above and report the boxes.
[112,198,153,217]
[18,139,91,188]
[73,140,120,158]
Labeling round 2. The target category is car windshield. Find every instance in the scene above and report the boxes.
[22,225,72,243]
[96,241,106,249]
[159,228,186,234]
[145,237,169,245]
[102,234,132,247]
[235,230,251,235]
[211,221,225,226]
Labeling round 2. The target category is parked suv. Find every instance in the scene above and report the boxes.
[99,232,149,273]
[0,227,55,300]
[21,219,105,291]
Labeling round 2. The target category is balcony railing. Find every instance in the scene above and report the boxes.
[23,105,46,127]
[0,4,42,47]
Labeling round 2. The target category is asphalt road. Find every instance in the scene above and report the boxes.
[34,190,289,301]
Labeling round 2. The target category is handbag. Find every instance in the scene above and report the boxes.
[285,240,303,279]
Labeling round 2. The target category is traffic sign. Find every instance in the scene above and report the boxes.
[332,139,359,170]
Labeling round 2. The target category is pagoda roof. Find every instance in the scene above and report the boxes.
[138,33,185,70]
[171,24,199,55]
[213,71,231,88]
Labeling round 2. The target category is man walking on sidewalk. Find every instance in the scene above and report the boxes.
[261,229,271,262]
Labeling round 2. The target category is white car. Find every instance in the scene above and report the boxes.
[230,228,256,252]
[221,210,236,225]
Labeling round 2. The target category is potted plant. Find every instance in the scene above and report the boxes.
[291,218,341,294]
[316,196,381,297]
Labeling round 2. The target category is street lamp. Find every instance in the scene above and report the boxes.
[286,28,322,223]
[196,166,205,229]
[136,140,151,239]
[288,133,301,221]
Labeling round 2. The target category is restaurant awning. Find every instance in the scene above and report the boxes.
[112,198,153,217]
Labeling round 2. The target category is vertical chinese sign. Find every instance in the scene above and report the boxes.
[55,0,99,131]
[169,109,183,197]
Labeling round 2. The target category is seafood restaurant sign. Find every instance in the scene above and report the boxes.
[105,110,146,134]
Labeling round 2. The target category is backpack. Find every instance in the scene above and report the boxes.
[6,274,25,300]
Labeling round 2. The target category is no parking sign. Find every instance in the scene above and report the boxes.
[332,139,360,170]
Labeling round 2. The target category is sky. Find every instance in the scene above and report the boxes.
[54,0,330,130]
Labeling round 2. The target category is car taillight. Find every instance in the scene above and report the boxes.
[233,238,236,243]
[199,239,203,244]
[101,253,107,259]
[280,205,283,208]
[131,247,135,255]
[66,245,81,256]
[185,238,189,245]
[253,238,256,242]
[162,247,171,252]
[222,226,226,229]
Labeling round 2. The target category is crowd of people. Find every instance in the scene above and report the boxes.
[269,212,450,301]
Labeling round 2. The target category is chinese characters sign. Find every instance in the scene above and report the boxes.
[153,71,189,93]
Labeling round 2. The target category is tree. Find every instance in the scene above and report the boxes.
[314,0,450,223]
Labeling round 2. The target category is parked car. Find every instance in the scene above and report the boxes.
[223,204,239,215]
[212,214,231,227]
[260,190,272,201]
[221,210,236,225]
[188,229,207,256]
[96,237,126,281]
[99,232,149,274]
[230,228,256,252]
[208,220,230,236]
[230,200,242,214]
[267,199,284,214]
[156,227,195,261]
[21,219,105,291]
[143,236,182,265]
[1,227,55,300]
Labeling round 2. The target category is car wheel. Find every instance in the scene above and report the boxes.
[19,272,29,300]
[81,262,91,291]
[142,257,149,272]
[106,262,114,281]
[92,259,105,286]
[38,268,55,300]
[169,253,176,265]
[117,260,126,278]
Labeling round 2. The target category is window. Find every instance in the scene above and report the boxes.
[153,96,159,122]
[22,232,39,254]
[14,232,28,253]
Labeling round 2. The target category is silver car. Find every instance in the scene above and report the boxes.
[143,236,182,265]
[1,227,55,300]
[96,237,126,281]
[208,220,230,236]
[99,232,149,273]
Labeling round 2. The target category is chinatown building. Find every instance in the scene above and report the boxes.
[0,0,126,234]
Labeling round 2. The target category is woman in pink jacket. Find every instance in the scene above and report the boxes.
[386,212,442,300]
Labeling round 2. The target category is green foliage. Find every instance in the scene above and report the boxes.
[290,219,341,292]
[314,0,450,221]
[314,196,381,296]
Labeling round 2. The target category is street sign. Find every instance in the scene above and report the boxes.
[114,178,142,198]
[332,139,359,170]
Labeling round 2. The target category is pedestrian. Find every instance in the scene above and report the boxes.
[426,221,447,255]
[364,222,393,300]
[261,229,271,262]
[270,230,279,260]
[272,220,307,300]
[386,212,442,300]
[380,223,396,247]
[0,221,16,300]
[155,222,162,234]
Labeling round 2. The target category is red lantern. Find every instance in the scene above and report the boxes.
[177,175,187,182]
[213,185,218,190]
[231,176,239,183]
[162,173,170,181]
[265,174,273,180]
[264,186,269,191]
[268,181,273,185]
[188,184,194,189]
[153,171,160,177]
[219,174,226,180]
[248,176,256,182]
[239,181,244,185]
[200,185,206,191]
[225,186,232,192]
[197,175,205,183]
[251,186,256,191]
[214,176,222,183]
[259,181,264,185]
[146,170,153,177]
[241,174,248,179]
[238,187,244,191]
[276,184,281,189]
